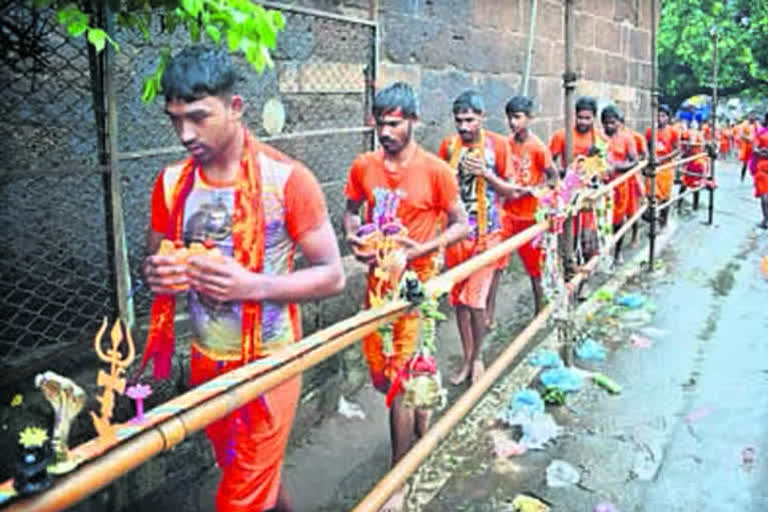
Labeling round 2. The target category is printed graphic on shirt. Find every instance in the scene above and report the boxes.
[454,146,501,239]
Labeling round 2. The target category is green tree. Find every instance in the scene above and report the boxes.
[659,0,768,108]
[32,0,285,102]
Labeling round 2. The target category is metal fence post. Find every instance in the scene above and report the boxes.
[708,29,718,226]
[647,0,658,272]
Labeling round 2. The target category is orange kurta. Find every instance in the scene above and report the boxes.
[626,130,647,216]
[345,146,458,391]
[739,122,757,163]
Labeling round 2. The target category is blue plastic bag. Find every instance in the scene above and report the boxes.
[575,338,607,361]
[540,368,584,392]
[528,349,563,368]
[616,293,646,309]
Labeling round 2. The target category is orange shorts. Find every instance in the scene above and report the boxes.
[445,236,500,309]
[190,345,301,512]
[505,218,542,278]
[612,179,629,226]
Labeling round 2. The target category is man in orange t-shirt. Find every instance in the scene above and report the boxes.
[601,105,638,264]
[646,104,679,228]
[549,96,603,261]
[739,112,759,182]
[620,115,647,246]
[141,47,345,512]
[753,112,768,229]
[343,82,469,510]
[505,96,557,314]
[437,91,511,385]
[679,120,709,210]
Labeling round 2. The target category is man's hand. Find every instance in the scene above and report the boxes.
[187,255,259,303]
[461,155,487,178]
[392,235,425,262]
[144,254,189,295]
[345,234,376,265]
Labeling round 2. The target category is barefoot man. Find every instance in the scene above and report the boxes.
[139,46,346,512]
[437,91,511,384]
[752,112,768,229]
[505,96,557,313]
[620,113,647,246]
[739,111,759,182]
[343,82,469,510]
[646,104,680,229]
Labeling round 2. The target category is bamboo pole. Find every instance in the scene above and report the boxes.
[521,0,538,96]
[655,152,708,172]
[352,206,644,511]
[3,154,691,511]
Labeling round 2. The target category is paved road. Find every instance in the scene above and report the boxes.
[420,160,768,511]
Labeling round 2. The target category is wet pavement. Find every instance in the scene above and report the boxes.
[415,160,768,511]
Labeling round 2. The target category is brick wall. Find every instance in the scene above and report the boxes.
[377,0,653,149]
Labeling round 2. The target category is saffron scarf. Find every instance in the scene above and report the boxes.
[139,128,265,379]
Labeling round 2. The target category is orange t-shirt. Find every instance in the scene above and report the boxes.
[548,127,600,168]
[344,146,459,276]
[702,124,712,141]
[505,133,553,221]
[645,125,679,157]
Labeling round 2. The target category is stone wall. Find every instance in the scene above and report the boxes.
[376,0,653,150]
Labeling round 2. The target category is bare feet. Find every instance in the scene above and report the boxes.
[471,360,485,384]
[450,364,471,386]
[379,483,409,512]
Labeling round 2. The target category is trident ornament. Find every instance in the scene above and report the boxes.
[90,318,135,444]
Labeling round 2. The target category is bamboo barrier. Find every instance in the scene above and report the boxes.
[1,155,692,511]
[352,212,639,511]
[656,152,708,172]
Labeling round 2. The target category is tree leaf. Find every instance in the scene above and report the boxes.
[87,28,106,53]
[205,24,221,43]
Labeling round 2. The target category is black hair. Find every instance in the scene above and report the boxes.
[659,104,672,115]
[575,96,598,115]
[373,82,419,118]
[505,95,534,117]
[161,45,238,102]
[452,90,485,115]
[600,104,622,123]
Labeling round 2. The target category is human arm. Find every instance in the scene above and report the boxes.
[395,199,470,261]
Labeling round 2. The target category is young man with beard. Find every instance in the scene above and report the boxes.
[549,96,603,261]
[437,91,512,385]
[140,46,346,512]
[343,82,470,511]
[601,105,638,264]
[645,104,680,229]
[505,96,557,313]
[678,119,708,211]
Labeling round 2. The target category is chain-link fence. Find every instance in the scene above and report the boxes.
[0,1,376,384]
[0,3,114,384]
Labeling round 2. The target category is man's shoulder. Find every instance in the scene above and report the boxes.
[416,146,454,174]
[160,157,191,185]
[351,150,383,169]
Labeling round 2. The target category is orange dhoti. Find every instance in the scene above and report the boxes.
[755,161,768,197]
[445,234,501,309]
[612,179,629,226]
[361,260,436,393]
[740,143,753,163]
[189,345,301,512]
[647,166,674,201]
[626,175,643,217]
[720,138,730,155]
